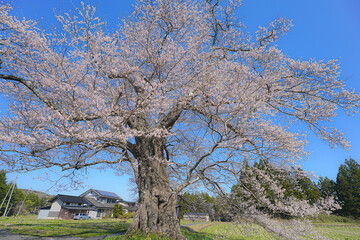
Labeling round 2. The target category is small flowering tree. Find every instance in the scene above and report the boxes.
[229,161,339,239]
[0,0,358,238]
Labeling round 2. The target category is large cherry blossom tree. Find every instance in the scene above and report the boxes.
[0,0,358,238]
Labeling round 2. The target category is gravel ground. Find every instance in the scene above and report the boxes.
[0,229,125,240]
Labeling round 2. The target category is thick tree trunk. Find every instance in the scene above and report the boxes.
[127,137,184,239]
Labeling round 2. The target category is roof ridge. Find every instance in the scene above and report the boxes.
[57,194,84,197]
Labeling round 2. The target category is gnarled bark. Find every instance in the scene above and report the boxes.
[127,137,184,239]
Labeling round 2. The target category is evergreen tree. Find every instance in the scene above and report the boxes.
[317,176,337,198]
[113,203,119,218]
[295,173,321,204]
[0,170,7,203]
[0,170,8,215]
[113,203,123,218]
[213,195,233,222]
[336,158,360,218]
[178,192,214,220]
[119,204,123,216]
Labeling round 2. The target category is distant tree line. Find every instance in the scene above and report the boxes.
[320,158,360,218]
[0,170,49,216]
[178,158,360,221]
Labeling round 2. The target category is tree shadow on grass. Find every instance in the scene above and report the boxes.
[181,226,215,240]
[3,222,130,237]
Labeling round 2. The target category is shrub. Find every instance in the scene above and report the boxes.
[113,204,123,218]
[123,212,135,219]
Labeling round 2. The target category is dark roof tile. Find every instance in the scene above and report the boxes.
[62,206,96,211]
[85,198,116,209]
[49,194,91,204]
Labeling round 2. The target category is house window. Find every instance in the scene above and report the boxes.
[97,209,105,218]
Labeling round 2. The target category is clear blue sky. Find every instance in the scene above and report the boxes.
[4,0,360,200]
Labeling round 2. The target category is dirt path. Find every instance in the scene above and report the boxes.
[0,229,125,240]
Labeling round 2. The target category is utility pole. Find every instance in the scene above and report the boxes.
[16,190,29,217]
[2,175,17,217]
[4,203,13,217]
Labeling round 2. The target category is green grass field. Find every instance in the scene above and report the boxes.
[106,215,360,240]
[313,223,360,240]
[0,215,359,239]
[0,216,129,238]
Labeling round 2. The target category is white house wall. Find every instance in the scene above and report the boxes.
[37,209,50,219]
[84,192,96,199]
[50,199,62,211]
[88,210,98,219]
[48,199,62,219]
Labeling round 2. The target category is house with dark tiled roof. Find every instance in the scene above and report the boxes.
[47,194,95,219]
[80,189,137,218]
[41,189,137,220]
